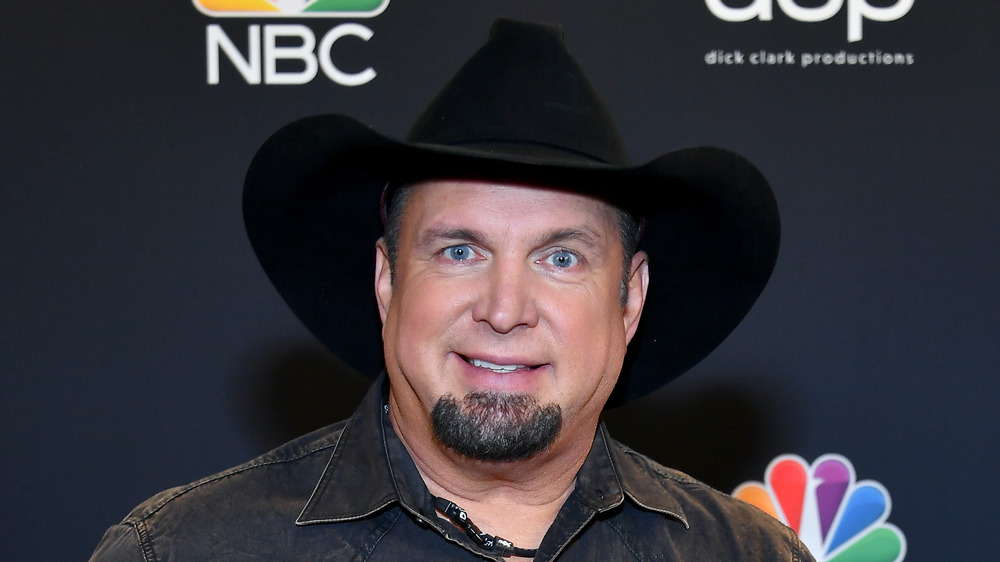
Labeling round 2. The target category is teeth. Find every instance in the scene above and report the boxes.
[469,358,526,373]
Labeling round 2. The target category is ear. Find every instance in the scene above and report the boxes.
[374,238,393,323]
[623,251,649,344]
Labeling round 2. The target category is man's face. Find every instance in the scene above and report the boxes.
[375,180,648,460]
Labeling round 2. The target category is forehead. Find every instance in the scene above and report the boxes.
[398,179,621,235]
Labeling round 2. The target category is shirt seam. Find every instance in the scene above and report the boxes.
[132,518,156,562]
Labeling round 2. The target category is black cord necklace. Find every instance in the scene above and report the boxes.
[432,496,538,559]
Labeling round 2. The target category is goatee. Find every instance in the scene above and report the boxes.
[431,391,562,462]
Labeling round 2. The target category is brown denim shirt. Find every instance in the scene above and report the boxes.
[90,375,814,561]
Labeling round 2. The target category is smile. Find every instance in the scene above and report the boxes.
[465,357,532,374]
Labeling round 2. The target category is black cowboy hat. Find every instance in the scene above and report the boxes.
[243,18,780,407]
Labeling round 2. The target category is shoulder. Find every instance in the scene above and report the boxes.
[90,421,348,561]
[608,438,816,561]
[131,420,346,522]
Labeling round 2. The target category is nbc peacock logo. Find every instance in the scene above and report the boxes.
[192,0,390,18]
[733,454,906,561]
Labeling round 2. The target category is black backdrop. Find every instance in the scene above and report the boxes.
[3,2,997,559]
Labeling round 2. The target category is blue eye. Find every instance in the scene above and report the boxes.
[445,245,474,261]
[546,250,578,268]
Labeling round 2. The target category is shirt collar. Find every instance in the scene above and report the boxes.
[591,423,689,528]
[296,373,426,524]
[297,374,687,528]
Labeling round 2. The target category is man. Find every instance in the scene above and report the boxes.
[91,19,813,561]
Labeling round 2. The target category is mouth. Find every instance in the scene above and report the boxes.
[461,355,541,374]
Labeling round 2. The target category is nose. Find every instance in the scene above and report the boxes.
[471,260,539,334]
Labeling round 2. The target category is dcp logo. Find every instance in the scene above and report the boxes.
[705,0,915,42]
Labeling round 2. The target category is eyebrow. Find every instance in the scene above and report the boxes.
[415,227,487,252]
[535,227,606,252]
[415,226,607,254]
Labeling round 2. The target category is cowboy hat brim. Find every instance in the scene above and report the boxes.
[243,114,779,407]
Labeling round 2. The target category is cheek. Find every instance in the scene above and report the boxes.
[383,283,464,408]
[551,280,626,340]
[388,278,468,356]
[550,297,628,377]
